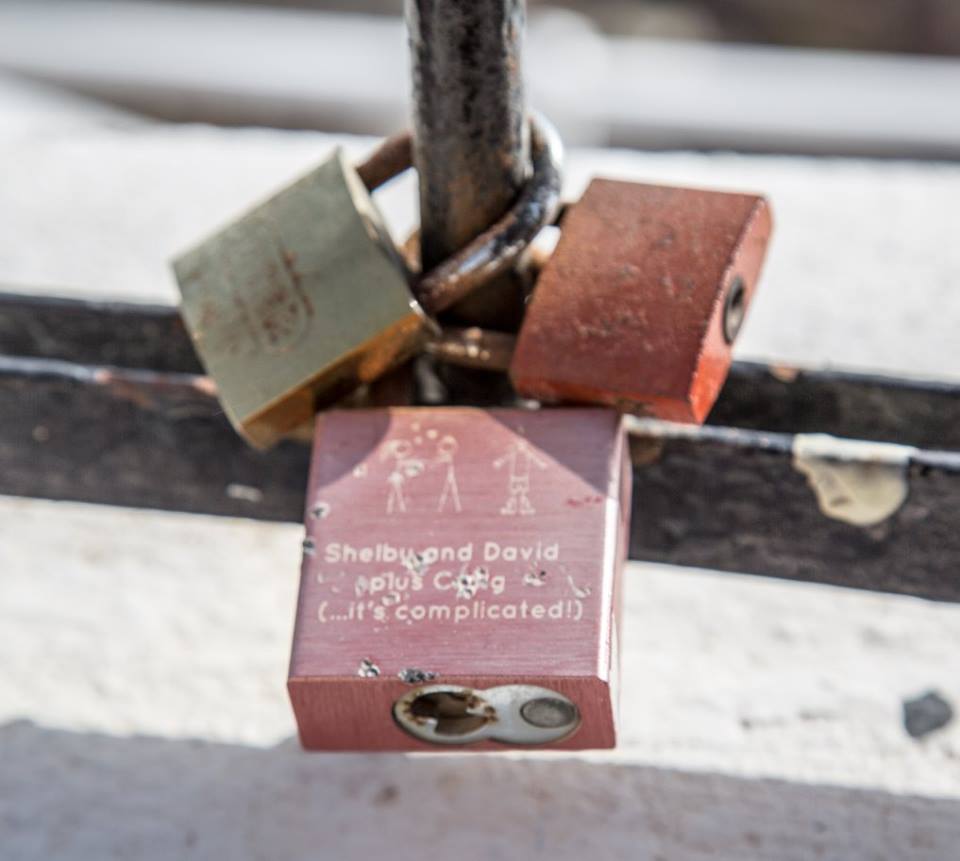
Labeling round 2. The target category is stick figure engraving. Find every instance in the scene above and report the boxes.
[493,439,547,515]
[434,435,462,513]
[380,440,424,514]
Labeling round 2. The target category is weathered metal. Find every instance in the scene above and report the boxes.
[173,147,428,448]
[289,407,629,750]
[510,179,773,423]
[413,113,562,315]
[3,350,959,603]
[407,0,528,272]
[0,354,306,520]
[425,327,517,373]
[362,115,562,318]
[0,291,201,374]
[360,117,560,319]
[713,363,960,450]
[407,0,531,328]
[162,110,557,449]
[4,291,960,449]
[354,130,412,191]
[626,421,960,602]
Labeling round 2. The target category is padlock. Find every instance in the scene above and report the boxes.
[288,407,630,751]
[507,179,773,423]
[172,148,430,449]
[173,115,562,449]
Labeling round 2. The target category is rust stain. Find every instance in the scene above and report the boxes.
[630,435,666,467]
[92,367,219,414]
[770,364,800,383]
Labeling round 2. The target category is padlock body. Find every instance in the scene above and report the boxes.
[174,149,427,448]
[289,407,630,751]
[511,179,772,424]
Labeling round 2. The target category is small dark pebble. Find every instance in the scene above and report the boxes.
[903,690,954,739]
[373,784,399,806]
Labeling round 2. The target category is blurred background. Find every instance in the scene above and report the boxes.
[1,0,959,157]
[195,0,960,53]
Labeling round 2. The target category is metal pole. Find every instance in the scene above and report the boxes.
[406,0,530,327]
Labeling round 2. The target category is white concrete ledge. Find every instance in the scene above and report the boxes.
[1,496,959,859]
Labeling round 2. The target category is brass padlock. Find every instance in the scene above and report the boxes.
[174,116,563,449]
[173,148,430,449]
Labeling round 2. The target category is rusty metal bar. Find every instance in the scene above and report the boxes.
[355,117,561,318]
[407,0,528,270]
[3,351,960,602]
[4,292,960,450]
[627,424,960,603]
[406,0,530,327]
[0,291,200,374]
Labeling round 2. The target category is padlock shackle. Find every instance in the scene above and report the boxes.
[415,113,562,316]
[355,114,563,320]
[356,133,412,192]
[406,0,529,274]
[425,326,516,373]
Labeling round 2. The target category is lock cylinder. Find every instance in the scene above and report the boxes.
[393,684,581,746]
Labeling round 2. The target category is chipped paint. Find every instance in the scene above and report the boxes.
[357,658,381,678]
[769,364,800,383]
[792,433,916,527]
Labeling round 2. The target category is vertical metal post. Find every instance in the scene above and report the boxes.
[406,0,530,328]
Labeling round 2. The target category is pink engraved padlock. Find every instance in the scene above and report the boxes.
[288,408,631,751]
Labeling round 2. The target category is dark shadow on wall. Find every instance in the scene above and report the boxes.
[2,719,958,860]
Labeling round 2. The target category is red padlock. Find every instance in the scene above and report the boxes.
[288,407,630,751]
[511,179,773,423]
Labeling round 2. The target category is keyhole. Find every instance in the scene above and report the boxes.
[395,684,580,745]
[723,276,747,344]
[407,690,494,736]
